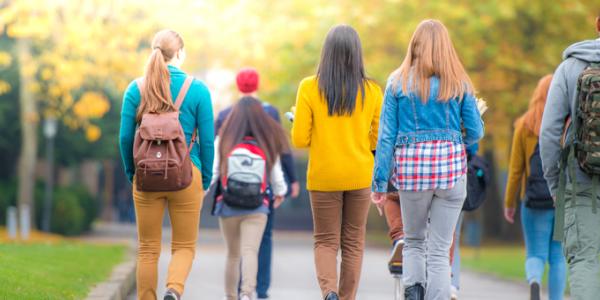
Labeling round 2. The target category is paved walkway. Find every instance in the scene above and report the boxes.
[107,223,534,300]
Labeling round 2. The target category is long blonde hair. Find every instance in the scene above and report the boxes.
[136,29,184,122]
[393,19,473,102]
[521,74,553,136]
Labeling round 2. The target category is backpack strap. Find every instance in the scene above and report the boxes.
[171,76,197,153]
[135,78,143,92]
[174,76,194,110]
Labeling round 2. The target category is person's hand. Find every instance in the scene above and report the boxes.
[371,192,386,216]
[274,195,285,209]
[290,182,300,198]
[504,207,516,224]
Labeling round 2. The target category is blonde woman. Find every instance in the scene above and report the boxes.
[371,20,484,300]
[119,30,214,300]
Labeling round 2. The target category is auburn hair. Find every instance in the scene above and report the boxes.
[218,97,290,177]
[393,19,474,102]
[520,74,553,136]
[136,29,184,122]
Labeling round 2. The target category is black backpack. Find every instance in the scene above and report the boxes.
[462,154,490,211]
[525,143,554,209]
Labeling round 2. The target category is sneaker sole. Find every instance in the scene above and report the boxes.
[388,240,404,274]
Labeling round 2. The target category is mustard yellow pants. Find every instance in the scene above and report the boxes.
[133,167,203,300]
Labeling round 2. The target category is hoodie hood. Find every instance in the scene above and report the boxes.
[563,39,600,62]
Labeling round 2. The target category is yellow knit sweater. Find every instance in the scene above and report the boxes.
[291,76,383,191]
[504,118,539,208]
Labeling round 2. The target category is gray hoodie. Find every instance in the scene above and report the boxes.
[540,39,600,194]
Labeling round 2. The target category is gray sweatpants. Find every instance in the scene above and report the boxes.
[400,176,467,300]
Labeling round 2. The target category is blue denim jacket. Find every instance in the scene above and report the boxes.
[372,76,484,192]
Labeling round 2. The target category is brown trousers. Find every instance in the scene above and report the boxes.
[133,167,203,300]
[309,188,370,300]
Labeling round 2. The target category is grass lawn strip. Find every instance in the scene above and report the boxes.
[0,243,126,299]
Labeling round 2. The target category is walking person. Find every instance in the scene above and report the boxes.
[215,68,300,299]
[213,97,288,300]
[119,29,214,300]
[540,12,600,299]
[291,24,383,300]
[504,75,567,300]
[371,20,484,300]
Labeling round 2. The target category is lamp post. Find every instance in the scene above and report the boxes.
[42,117,57,232]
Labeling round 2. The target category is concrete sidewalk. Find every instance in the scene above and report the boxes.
[120,226,534,300]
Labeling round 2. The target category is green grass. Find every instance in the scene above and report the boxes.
[461,245,526,281]
[0,242,126,299]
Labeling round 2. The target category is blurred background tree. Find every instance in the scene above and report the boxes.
[0,0,598,236]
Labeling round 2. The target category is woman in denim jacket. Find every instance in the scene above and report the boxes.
[371,20,484,300]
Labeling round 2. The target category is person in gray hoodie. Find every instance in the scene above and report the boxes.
[539,13,600,300]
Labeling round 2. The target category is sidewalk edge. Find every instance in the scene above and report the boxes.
[85,246,136,300]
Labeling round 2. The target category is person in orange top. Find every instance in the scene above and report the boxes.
[503,74,566,300]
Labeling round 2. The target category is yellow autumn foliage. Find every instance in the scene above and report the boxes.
[85,124,101,142]
[73,92,110,119]
[0,81,10,95]
[0,51,11,67]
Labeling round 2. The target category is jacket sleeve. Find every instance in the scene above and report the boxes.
[504,123,526,208]
[270,157,288,196]
[461,93,485,146]
[195,83,215,190]
[291,80,312,148]
[119,81,140,183]
[370,84,384,151]
[540,62,570,196]
[280,153,298,184]
[372,82,399,193]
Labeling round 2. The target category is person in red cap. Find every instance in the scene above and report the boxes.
[214,67,300,299]
[236,68,260,94]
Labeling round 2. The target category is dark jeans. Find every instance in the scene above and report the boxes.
[256,202,274,298]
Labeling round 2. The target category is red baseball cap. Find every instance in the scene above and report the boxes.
[236,68,259,94]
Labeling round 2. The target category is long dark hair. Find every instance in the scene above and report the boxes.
[218,97,289,176]
[317,24,367,116]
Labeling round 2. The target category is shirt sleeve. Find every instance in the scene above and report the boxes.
[372,81,399,193]
[119,81,140,183]
[291,80,313,148]
[540,62,571,196]
[370,83,384,151]
[270,157,288,196]
[504,123,526,208]
[212,137,220,183]
[195,83,215,190]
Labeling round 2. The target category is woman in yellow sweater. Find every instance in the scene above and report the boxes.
[291,25,382,300]
[503,74,566,300]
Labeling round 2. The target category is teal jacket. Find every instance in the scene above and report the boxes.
[119,65,215,189]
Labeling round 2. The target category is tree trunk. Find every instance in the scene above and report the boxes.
[16,38,38,228]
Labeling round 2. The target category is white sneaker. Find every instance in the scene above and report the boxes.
[450,285,459,300]
[240,294,253,300]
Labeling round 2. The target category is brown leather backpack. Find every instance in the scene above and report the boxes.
[133,76,196,192]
